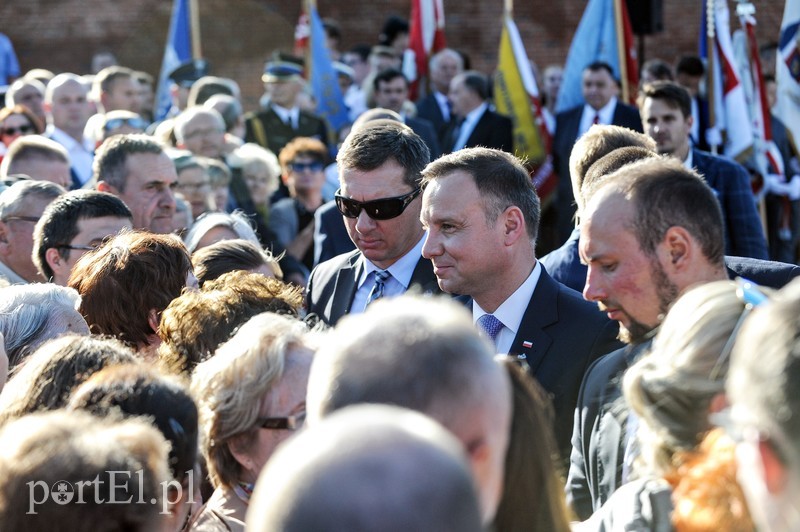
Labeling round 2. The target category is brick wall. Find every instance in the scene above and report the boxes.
[1,0,784,111]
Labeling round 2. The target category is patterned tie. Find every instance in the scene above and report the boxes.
[477,314,504,345]
[365,270,392,308]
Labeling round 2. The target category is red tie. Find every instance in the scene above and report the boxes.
[593,114,600,125]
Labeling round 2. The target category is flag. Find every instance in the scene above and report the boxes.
[776,0,800,152]
[555,0,637,113]
[155,0,192,121]
[404,0,446,100]
[493,12,555,203]
[700,0,753,160]
[294,11,311,57]
[307,2,349,138]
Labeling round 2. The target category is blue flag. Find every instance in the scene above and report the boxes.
[155,0,192,121]
[556,0,622,113]
[308,5,349,137]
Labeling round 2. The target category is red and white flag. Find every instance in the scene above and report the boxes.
[404,0,446,100]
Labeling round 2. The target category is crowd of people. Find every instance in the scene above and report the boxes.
[0,14,798,532]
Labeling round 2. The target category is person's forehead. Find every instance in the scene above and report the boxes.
[583,69,611,82]
[126,152,176,182]
[73,215,132,238]
[54,80,86,98]
[340,160,409,197]
[185,113,218,129]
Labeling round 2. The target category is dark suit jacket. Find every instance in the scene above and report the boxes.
[313,200,356,267]
[406,116,442,159]
[552,102,643,244]
[442,106,514,154]
[540,227,800,293]
[467,267,622,460]
[306,250,441,326]
[244,106,329,156]
[691,149,769,260]
[565,341,651,520]
[416,92,450,145]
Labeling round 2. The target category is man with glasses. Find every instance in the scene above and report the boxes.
[420,147,619,461]
[306,120,439,326]
[33,190,132,286]
[0,180,65,284]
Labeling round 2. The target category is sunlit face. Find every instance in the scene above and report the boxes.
[48,80,91,133]
[9,159,70,189]
[431,53,462,94]
[51,215,132,286]
[580,190,678,344]
[1,113,36,146]
[266,79,301,108]
[581,68,617,111]
[1,194,58,282]
[243,161,277,207]
[284,155,325,198]
[105,76,140,112]
[14,84,45,121]
[641,97,692,158]
[374,76,408,114]
[110,152,177,234]
[176,166,212,219]
[339,159,424,270]
[421,171,508,304]
[180,112,225,158]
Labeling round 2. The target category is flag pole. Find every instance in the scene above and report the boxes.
[190,0,201,58]
[504,0,513,15]
[612,0,629,104]
[706,0,718,154]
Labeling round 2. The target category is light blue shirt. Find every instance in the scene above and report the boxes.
[473,261,542,354]
[350,233,427,313]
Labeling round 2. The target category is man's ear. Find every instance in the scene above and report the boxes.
[96,180,115,194]
[661,225,693,271]
[45,247,68,282]
[502,206,526,246]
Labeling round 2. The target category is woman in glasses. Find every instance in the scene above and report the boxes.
[0,104,42,159]
[271,137,328,273]
[188,312,317,532]
[577,280,760,531]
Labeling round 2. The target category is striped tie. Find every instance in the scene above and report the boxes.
[366,270,391,309]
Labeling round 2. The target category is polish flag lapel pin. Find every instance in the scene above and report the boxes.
[522,340,533,349]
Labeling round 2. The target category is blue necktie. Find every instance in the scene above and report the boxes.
[477,314,504,345]
[366,270,391,309]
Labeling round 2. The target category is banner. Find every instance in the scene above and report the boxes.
[155,0,192,121]
[307,2,349,137]
[404,0,446,100]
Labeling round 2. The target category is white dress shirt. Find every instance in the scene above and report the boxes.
[578,96,618,138]
[473,261,542,354]
[48,126,94,187]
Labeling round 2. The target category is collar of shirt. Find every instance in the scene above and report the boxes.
[472,260,542,353]
[48,126,94,153]
[358,232,427,291]
[271,104,298,128]
[453,102,488,151]
[579,96,618,136]
[682,149,694,170]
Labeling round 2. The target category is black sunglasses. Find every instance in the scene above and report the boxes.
[1,124,33,136]
[335,188,421,220]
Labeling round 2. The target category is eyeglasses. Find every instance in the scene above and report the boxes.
[335,188,421,220]
[257,410,306,431]
[289,161,324,173]
[104,117,148,131]
[56,243,102,252]
[709,277,769,380]
[1,124,33,136]
[1,215,39,224]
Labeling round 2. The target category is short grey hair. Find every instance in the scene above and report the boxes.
[5,77,46,108]
[0,180,65,220]
[183,210,260,253]
[0,284,87,367]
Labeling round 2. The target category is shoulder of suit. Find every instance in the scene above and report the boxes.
[314,249,362,272]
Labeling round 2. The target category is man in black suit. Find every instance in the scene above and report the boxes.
[306,121,439,326]
[567,157,737,519]
[442,71,513,154]
[372,68,441,159]
[416,48,463,145]
[420,147,620,460]
[640,81,769,259]
[552,61,642,244]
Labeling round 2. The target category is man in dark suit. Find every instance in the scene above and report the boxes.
[420,147,620,460]
[442,71,513,154]
[306,121,439,326]
[552,61,642,245]
[567,157,740,519]
[244,60,329,157]
[416,48,463,145]
[372,68,441,159]
[640,81,768,259]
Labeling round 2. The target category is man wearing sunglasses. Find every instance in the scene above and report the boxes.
[306,121,440,326]
[420,147,620,463]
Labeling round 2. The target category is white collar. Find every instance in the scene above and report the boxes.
[359,232,427,290]
[48,126,94,152]
[583,96,618,124]
[473,260,541,338]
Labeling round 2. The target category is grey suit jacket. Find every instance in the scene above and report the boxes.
[306,250,441,326]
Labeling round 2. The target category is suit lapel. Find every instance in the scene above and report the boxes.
[329,254,363,323]
[509,269,557,373]
[465,108,490,148]
[409,256,440,294]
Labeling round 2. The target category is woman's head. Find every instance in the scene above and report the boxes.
[0,105,43,147]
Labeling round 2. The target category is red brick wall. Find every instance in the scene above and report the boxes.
[1,0,784,111]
